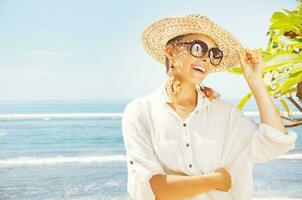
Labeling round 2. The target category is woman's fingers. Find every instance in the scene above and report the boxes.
[236,49,246,67]
[204,87,220,100]
[204,87,210,96]
[238,48,260,69]
[245,48,261,66]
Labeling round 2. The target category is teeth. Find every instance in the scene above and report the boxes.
[192,65,206,72]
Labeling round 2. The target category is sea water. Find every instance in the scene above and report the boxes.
[0,99,301,199]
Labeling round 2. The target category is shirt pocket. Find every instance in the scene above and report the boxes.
[154,139,182,171]
[196,137,221,171]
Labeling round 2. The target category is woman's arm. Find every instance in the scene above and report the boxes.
[229,48,297,165]
[237,48,287,134]
[250,78,287,133]
[150,168,231,200]
[251,79,287,133]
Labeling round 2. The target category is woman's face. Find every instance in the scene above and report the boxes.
[165,33,219,85]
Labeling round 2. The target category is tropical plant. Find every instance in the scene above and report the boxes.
[227,0,302,128]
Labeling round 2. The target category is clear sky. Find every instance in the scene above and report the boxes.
[0,0,298,101]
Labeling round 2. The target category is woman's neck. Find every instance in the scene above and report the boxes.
[168,81,197,108]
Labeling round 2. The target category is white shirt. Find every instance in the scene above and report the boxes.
[121,81,298,200]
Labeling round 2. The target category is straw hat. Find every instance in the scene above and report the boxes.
[141,13,244,72]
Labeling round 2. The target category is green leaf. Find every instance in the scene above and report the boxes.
[226,66,242,74]
[261,53,302,73]
[262,53,298,64]
[273,72,302,95]
[289,65,302,76]
[270,11,287,23]
[237,92,253,110]
[280,87,297,95]
[281,9,292,15]
[281,8,298,17]
[269,16,301,30]
[279,98,293,117]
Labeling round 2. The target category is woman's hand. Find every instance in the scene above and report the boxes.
[214,167,232,192]
[203,86,221,101]
[236,48,264,89]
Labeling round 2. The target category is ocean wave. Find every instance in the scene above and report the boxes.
[253,199,302,200]
[0,153,301,167]
[0,130,6,137]
[244,111,302,117]
[277,153,302,160]
[0,111,300,120]
[0,155,126,166]
[0,113,123,120]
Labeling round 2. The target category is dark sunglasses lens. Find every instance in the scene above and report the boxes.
[190,41,207,57]
[209,48,223,66]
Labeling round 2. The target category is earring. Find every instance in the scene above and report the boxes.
[168,65,173,77]
[170,61,175,69]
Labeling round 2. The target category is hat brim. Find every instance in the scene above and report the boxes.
[141,14,244,72]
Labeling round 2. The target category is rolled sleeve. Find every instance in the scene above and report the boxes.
[227,105,298,165]
[122,99,165,200]
[249,122,298,164]
[259,122,297,145]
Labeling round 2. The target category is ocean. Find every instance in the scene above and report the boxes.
[0,99,301,199]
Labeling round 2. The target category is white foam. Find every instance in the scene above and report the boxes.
[0,153,301,167]
[0,130,6,137]
[0,111,300,120]
[0,112,123,120]
[253,198,302,200]
[244,111,302,117]
[277,153,302,160]
[0,155,126,166]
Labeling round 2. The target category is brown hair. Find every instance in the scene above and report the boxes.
[164,34,187,73]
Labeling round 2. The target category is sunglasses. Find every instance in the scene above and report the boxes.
[171,40,223,66]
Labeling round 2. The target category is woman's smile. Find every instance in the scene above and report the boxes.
[191,64,206,73]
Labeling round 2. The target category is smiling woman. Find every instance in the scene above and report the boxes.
[164,33,221,86]
[122,13,298,200]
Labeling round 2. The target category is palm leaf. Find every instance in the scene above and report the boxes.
[236,92,253,110]
[279,98,293,117]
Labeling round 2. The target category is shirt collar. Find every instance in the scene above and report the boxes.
[157,81,211,111]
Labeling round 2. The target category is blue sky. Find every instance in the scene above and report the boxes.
[0,0,298,101]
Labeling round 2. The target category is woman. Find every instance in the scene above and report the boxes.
[122,13,297,200]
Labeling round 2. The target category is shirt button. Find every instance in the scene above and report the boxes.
[189,164,192,168]
[186,143,190,147]
[183,123,187,127]
[196,110,199,113]
[130,160,133,164]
